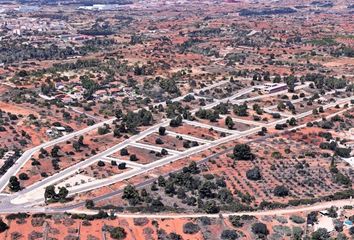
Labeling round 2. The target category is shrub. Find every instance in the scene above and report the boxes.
[133,218,148,226]
[311,228,329,240]
[122,185,141,206]
[233,144,254,160]
[292,226,303,240]
[110,227,127,239]
[161,148,168,155]
[334,172,351,186]
[272,113,281,119]
[120,148,129,156]
[251,222,269,238]
[97,126,110,135]
[273,225,291,236]
[18,173,29,180]
[246,167,261,181]
[168,232,182,240]
[155,138,164,145]
[97,160,105,167]
[158,126,166,135]
[85,200,95,209]
[203,200,220,213]
[198,217,211,226]
[5,213,29,220]
[335,147,351,158]
[229,215,243,228]
[221,229,238,240]
[307,211,318,225]
[327,206,338,218]
[183,222,200,234]
[274,185,289,197]
[290,215,305,224]
[118,163,126,170]
[130,154,138,161]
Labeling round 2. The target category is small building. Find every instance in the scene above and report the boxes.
[263,83,288,94]
[46,129,54,137]
[3,151,15,160]
[54,126,66,132]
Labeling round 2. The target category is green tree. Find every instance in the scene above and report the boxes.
[51,145,60,158]
[85,199,95,209]
[58,187,69,200]
[221,229,238,240]
[78,136,84,146]
[225,116,235,129]
[288,117,297,126]
[72,141,81,152]
[120,148,129,156]
[9,176,21,192]
[122,185,141,206]
[158,126,166,135]
[311,228,329,240]
[233,103,248,116]
[203,200,220,214]
[251,222,269,238]
[44,185,56,203]
[19,173,29,181]
[233,144,254,160]
[130,154,138,161]
[274,185,289,197]
[110,227,127,239]
[292,226,303,240]
[158,176,166,187]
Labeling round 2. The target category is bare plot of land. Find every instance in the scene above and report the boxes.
[110,146,167,165]
[166,123,226,141]
[80,160,131,180]
[138,132,204,152]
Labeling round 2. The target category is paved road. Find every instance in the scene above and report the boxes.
[11,96,351,206]
[0,79,236,194]
[231,82,311,105]
[4,87,259,204]
[51,114,352,213]
[193,87,254,113]
[61,198,354,219]
[1,82,352,212]
[0,117,116,193]
[9,121,171,204]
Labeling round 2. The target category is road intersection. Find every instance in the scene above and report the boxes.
[0,81,352,215]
